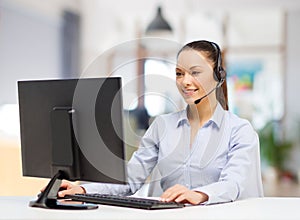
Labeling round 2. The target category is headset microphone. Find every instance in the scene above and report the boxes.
[194,79,224,105]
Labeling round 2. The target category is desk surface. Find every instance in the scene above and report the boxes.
[1,196,300,220]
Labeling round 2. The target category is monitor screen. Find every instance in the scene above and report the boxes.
[18,77,127,186]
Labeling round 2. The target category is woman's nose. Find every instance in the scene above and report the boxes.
[182,72,193,85]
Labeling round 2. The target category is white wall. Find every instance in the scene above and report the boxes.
[0,0,80,104]
[285,10,300,173]
[2,0,81,18]
[286,10,300,132]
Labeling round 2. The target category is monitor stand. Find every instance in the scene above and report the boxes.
[29,107,97,209]
[29,170,98,210]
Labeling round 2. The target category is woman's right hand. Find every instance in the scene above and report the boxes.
[58,180,86,197]
[41,180,86,198]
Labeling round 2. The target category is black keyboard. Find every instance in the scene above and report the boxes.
[64,193,185,210]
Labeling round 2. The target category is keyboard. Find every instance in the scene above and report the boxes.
[64,194,185,210]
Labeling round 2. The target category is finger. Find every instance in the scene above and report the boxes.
[160,185,181,201]
[160,184,184,199]
[61,180,73,189]
[57,181,74,197]
[58,189,72,197]
[161,188,186,202]
[174,194,187,203]
[176,191,206,205]
[165,189,187,202]
[160,187,177,200]
[172,192,195,204]
[58,185,85,197]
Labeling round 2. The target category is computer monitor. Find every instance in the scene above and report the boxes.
[17,77,127,209]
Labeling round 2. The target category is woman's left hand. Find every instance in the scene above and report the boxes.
[160,184,208,205]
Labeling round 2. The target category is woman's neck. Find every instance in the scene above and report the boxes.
[188,98,217,127]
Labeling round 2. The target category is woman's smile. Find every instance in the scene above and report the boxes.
[182,88,199,97]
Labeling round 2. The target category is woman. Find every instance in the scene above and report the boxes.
[57,40,263,205]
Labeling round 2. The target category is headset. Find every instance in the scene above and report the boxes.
[210,41,226,85]
[194,41,226,104]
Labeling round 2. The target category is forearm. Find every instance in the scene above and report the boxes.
[81,182,132,196]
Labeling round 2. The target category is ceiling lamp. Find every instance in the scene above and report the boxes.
[145,6,173,35]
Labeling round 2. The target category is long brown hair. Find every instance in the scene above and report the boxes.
[177,40,229,110]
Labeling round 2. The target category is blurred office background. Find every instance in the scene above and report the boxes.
[1,0,300,196]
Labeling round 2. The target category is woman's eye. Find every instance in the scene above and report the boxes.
[176,72,183,77]
[191,71,200,76]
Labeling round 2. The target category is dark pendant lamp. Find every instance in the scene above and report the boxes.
[145,6,173,35]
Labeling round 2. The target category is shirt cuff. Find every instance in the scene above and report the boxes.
[81,182,132,196]
[193,182,237,205]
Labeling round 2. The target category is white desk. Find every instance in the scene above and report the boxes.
[0,196,299,220]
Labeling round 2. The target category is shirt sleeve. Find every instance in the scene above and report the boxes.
[81,182,132,195]
[126,116,160,193]
[80,117,160,196]
[193,120,263,205]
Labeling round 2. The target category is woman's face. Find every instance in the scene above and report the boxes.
[176,49,217,105]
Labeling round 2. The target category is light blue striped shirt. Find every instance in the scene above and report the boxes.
[83,103,263,204]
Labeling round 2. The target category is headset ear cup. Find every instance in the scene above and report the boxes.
[214,69,226,82]
[219,69,226,81]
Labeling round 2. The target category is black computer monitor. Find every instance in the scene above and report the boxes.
[17,77,127,209]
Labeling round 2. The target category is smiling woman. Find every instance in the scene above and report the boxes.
[51,40,263,206]
[175,51,216,105]
[176,41,228,110]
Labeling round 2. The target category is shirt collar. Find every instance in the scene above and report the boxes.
[176,102,225,129]
[176,109,189,127]
[210,102,225,129]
